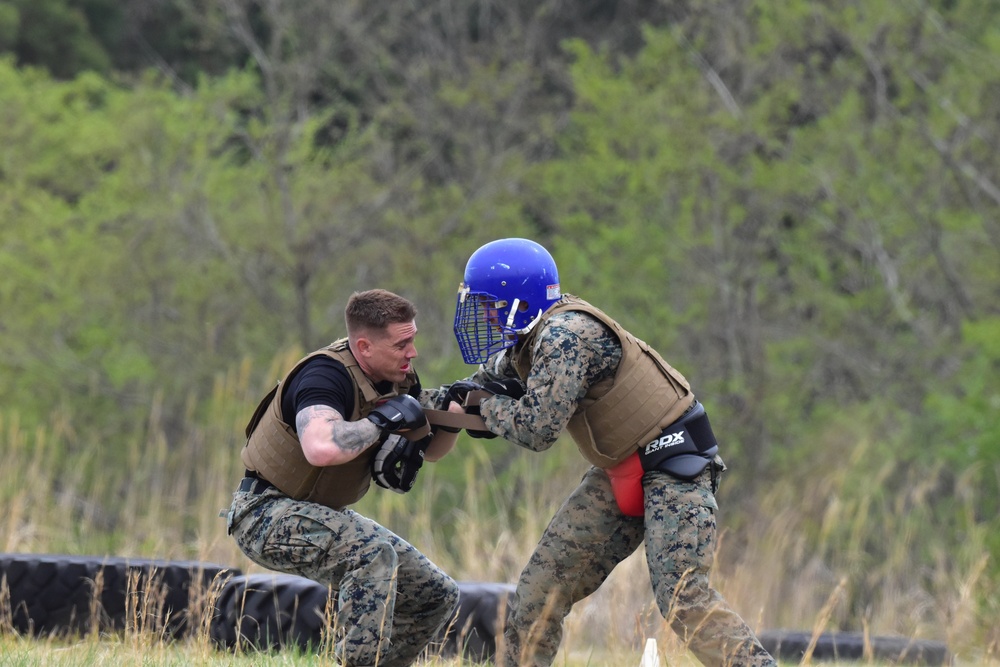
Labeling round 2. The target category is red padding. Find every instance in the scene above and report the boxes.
[605,451,645,517]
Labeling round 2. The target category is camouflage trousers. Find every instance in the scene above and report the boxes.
[501,466,776,667]
[228,486,459,667]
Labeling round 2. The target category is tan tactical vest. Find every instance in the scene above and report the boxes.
[512,296,693,468]
[241,338,417,509]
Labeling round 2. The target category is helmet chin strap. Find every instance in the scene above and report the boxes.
[519,310,544,334]
[504,298,521,328]
[505,298,543,334]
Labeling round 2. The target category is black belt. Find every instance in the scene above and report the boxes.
[638,400,719,481]
[239,470,275,495]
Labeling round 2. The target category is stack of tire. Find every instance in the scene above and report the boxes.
[0,553,952,665]
[0,552,508,660]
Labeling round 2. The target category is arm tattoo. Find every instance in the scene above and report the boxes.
[296,405,379,455]
[332,419,378,454]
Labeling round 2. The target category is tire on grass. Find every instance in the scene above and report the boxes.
[438,582,515,662]
[758,629,953,665]
[211,574,516,662]
[0,552,238,639]
[210,573,330,651]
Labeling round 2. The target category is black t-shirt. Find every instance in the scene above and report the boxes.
[279,356,420,433]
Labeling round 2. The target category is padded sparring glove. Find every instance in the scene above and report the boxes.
[465,404,497,440]
[466,377,525,439]
[366,394,428,434]
[441,380,484,409]
[371,433,430,493]
[482,378,526,400]
[464,378,527,440]
[434,381,485,433]
[465,419,498,440]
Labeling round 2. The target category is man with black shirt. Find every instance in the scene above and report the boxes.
[227,289,461,667]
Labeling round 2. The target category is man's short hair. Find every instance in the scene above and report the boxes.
[345,289,417,338]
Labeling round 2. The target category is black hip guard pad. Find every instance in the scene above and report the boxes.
[637,401,719,481]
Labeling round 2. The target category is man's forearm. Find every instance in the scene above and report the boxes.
[297,405,382,466]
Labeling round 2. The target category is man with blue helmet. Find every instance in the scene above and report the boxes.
[447,238,776,667]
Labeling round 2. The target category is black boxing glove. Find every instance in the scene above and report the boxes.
[433,381,484,433]
[463,402,498,439]
[440,381,484,409]
[463,378,524,439]
[366,394,428,433]
[371,433,430,493]
[482,378,526,400]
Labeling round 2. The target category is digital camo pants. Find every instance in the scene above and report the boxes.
[501,467,776,667]
[228,486,459,667]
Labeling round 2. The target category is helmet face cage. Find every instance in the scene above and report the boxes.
[454,286,518,364]
[453,238,561,365]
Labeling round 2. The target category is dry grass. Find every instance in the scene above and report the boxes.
[1,362,998,666]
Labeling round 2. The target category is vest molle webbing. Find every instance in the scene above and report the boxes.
[513,296,693,468]
[241,338,417,509]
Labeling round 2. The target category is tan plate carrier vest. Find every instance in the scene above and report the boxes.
[241,338,417,510]
[512,295,694,469]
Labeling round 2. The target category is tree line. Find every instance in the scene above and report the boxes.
[2,0,998,640]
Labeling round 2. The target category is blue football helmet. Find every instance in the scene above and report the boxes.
[454,238,562,364]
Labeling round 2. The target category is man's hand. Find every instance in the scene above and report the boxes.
[440,381,484,409]
[464,402,498,439]
[460,378,525,440]
[482,378,526,400]
[366,394,428,433]
[433,381,483,433]
[371,433,430,493]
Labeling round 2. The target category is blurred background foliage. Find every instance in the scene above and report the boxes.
[1,0,998,648]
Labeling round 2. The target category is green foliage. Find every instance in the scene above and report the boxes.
[923,316,1000,482]
[521,4,1000,469]
[1,0,113,77]
[2,0,1000,645]
[0,4,17,51]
